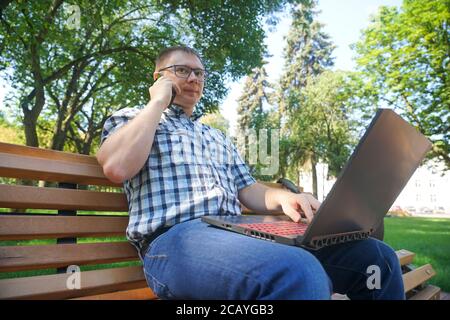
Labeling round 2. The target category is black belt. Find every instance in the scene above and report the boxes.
[140,226,172,258]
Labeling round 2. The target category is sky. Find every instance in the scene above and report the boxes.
[220,0,403,136]
[0,0,403,128]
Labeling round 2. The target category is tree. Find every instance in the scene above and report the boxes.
[288,71,360,197]
[237,65,272,133]
[352,0,450,170]
[236,64,278,180]
[0,0,307,154]
[278,2,335,114]
[276,1,336,186]
[199,112,230,135]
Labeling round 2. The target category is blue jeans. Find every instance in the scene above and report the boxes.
[143,218,405,300]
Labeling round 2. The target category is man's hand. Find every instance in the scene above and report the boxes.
[278,192,321,224]
[238,182,321,224]
[149,76,181,109]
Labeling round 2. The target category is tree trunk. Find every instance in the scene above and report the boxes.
[21,88,45,148]
[22,111,40,147]
[51,129,67,151]
[311,154,318,199]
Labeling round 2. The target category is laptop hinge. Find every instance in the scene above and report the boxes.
[306,230,372,250]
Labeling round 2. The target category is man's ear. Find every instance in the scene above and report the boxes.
[153,72,159,81]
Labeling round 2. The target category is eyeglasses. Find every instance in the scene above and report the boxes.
[157,65,207,82]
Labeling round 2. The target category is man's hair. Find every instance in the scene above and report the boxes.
[155,45,204,70]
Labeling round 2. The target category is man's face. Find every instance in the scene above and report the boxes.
[154,51,205,109]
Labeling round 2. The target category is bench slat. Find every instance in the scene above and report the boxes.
[0,142,99,165]
[0,242,139,272]
[0,265,147,299]
[0,215,128,240]
[0,184,128,211]
[71,287,156,300]
[409,284,441,300]
[396,249,415,266]
[402,264,436,292]
[0,152,120,187]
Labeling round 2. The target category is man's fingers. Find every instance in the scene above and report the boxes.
[284,206,302,223]
[305,193,321,211]
[159,77,181,95]
[297,197,314,223]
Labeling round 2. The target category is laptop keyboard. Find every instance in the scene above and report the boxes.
[238,221,308,236]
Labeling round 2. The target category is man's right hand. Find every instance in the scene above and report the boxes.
[149,76,181,109]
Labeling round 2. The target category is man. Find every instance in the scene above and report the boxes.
[97,45,405,300]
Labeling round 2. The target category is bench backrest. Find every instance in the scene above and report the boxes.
[0,142,152,299]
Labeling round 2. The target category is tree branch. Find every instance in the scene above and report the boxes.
[36,0,64,44]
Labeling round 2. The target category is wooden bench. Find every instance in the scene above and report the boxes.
[0,142,440,300]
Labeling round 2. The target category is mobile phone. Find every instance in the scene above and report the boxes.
[169,86,176,106]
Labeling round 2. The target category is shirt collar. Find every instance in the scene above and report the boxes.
[165,104,201,121]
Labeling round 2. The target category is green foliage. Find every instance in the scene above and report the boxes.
[0,118,24,145]
[352,0,450,169]
[236,64,279,180]
[288,71,361,178]
[0,0,307,153]
[274,1,351,191]
[279,2,335,110]
[199,111,230,135]
[236,65,273,132]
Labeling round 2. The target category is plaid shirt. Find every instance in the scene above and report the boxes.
[101,104,256,258]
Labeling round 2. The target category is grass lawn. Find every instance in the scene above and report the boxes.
[384,216,450,292]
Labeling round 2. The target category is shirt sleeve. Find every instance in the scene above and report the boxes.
[227,137,256,191]
[100,108,140,145]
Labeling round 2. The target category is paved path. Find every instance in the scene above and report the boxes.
[411,213,450,219]
[440,291,450,300]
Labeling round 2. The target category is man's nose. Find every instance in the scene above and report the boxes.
[187,71,201,83]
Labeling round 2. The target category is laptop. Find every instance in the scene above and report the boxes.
[201,109,432,250]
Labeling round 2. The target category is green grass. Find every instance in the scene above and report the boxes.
[384,216,450,292]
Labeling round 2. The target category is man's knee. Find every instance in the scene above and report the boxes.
[365,239,401,275]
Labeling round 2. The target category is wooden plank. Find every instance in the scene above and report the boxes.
[395,249,415,266]
[0,242,139,272]
[409,285,441,300]
[0,215,128,240]
[0,184,128,211]
[0,142,99,165]
[0,265,147,299]
[71,287,156,300]
[402,264,436,293]
[0,152,120,187]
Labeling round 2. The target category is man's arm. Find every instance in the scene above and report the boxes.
[238,182,321,223]
[96,76,179,183]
